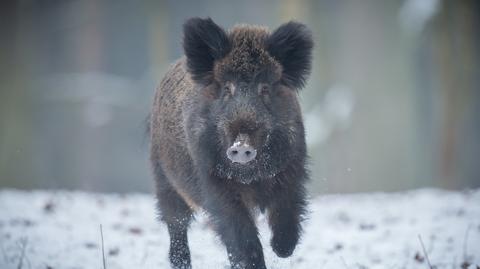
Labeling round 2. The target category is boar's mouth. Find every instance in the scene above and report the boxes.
[214,157,279,184]
[214,134,281,184]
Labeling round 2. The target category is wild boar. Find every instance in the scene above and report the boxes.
[150,17,313,269]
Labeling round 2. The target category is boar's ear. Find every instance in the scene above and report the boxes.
[183,17,231,84]
[267,21,313,89]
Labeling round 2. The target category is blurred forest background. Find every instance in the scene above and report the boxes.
[0,0,479,195]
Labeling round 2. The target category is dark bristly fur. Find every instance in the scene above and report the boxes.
[150,17,313,269]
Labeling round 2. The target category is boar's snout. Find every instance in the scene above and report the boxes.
[226,134,257,164]
[226,143,256,164]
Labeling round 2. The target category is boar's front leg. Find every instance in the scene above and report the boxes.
[267,180,307,258]
[203,178,266,269]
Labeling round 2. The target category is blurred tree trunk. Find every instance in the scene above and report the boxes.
[433,0,480,188]
[0,2,35,189]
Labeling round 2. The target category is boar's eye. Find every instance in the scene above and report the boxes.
[223,82,235,96]
[258,84,270,96]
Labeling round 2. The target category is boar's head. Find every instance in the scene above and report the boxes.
[183,18,313,184]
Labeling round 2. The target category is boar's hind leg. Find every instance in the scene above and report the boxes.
[154,166,193,269]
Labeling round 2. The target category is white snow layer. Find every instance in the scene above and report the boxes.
[0,189,479,269]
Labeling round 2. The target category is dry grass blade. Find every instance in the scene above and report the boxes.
[340,256,351,269]
[418,234,433,269]
[16,237,28,269]
[463,224,472,262]
[460,224,474,269]
[100,224,106,269]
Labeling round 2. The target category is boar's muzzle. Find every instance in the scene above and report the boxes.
[226,133,257,164]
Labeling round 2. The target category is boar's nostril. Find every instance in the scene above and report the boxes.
[226,144,256,164]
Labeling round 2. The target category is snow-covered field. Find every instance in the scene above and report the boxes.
[0,189,479,269]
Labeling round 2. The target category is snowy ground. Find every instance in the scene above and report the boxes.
[0,189,479,269]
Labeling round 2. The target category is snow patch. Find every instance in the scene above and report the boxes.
[0,189,479,269]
